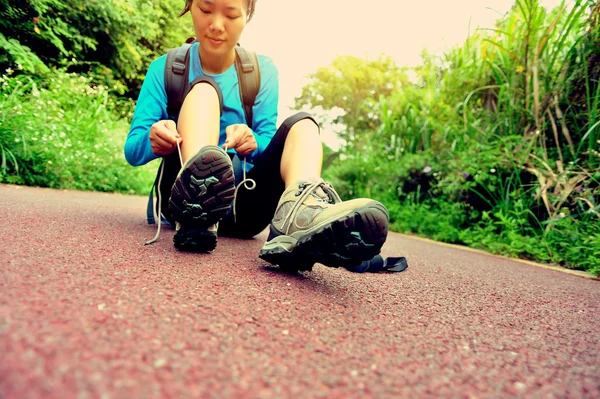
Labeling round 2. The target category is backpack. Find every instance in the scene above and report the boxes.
[146,39,261,226]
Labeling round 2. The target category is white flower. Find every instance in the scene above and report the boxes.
[5,68,13,75]
[490,168,496,173]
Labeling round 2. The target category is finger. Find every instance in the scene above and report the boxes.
[164,119,177,133]
[225,124,236,137]
[155,126,179,145]
[225,124,239,142]
[233,124,252,143]
[165,120,181,142]
[235,142,257,156]
[223,125,234,149]
[235,124,251,135]
[224,125,242,149]
[232,129,255,153]
[152,135,175,155]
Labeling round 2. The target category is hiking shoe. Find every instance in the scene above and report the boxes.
[173,222,219,252]
[169,145,235,251]
[258,179,389,271]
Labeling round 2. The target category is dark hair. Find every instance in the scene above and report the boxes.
[180,0,256,21]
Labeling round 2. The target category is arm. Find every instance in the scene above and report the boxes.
[124,56,169,166]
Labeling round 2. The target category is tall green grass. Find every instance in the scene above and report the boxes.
[0,69,156,193]
[325,0,599,274]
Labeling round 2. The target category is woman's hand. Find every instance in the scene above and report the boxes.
[223,124,258,156]
[150,120,182,156]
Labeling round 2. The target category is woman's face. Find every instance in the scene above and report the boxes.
[191,0,247,62]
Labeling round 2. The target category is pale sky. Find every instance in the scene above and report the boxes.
[239,0,563,146]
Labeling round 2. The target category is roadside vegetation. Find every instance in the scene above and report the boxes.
[0,0,190,193]
[1,0,598,274]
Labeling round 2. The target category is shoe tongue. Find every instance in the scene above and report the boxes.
[286,179,333,204]
[311,185,331,203]
[295,179,340,204]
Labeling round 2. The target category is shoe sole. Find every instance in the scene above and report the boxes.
[258,201,389,271]
[169,146,235,229]
[173,229,218,252]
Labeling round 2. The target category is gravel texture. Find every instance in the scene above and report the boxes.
[1,184,598,398]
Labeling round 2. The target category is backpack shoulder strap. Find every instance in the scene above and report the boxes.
[234,46,261,128]
[164,41,194,118]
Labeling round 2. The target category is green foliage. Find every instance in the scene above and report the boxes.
[0,0,193,95]
[295,56,409,149]
[0,70,155,194]
[0,33,49,75]
[316,0,599,275]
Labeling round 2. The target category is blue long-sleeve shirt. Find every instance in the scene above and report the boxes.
[124,42,279,168]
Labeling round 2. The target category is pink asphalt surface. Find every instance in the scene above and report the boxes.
[0,184,598,399]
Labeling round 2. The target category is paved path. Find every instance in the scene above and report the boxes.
[1,184,598,398]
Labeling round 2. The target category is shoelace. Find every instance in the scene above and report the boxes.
[230,143,256,223]
[145,142,255,245]
[279,179,342,235]
[144,143,183,245]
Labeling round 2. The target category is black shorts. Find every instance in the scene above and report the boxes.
[154,78,319,237]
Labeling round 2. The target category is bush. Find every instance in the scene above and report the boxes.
[0,69,155,194]
[0,0,193,95]
[318,0,599,275]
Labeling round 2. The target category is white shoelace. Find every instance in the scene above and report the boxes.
[279,179,341,235]
[144,142,255,245]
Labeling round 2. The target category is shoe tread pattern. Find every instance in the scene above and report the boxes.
[169,147,235,228]
[173,228,218,252]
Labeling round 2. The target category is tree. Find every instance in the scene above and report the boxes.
[294,55,408,150]
[0,0,193,95]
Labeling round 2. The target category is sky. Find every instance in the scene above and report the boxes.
[238,0,563,147]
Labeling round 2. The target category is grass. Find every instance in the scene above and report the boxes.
[322,0,599,275]
[0,68,156,194]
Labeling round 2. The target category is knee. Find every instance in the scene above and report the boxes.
[282,112,320,134]
[187,81,220,101]
[183,77,222,105]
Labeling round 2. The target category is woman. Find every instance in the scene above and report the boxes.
[125,0,389,271]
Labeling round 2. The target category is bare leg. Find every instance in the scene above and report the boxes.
[169,83,235,252]
[280,119,322,187]
[177,82,220,163]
